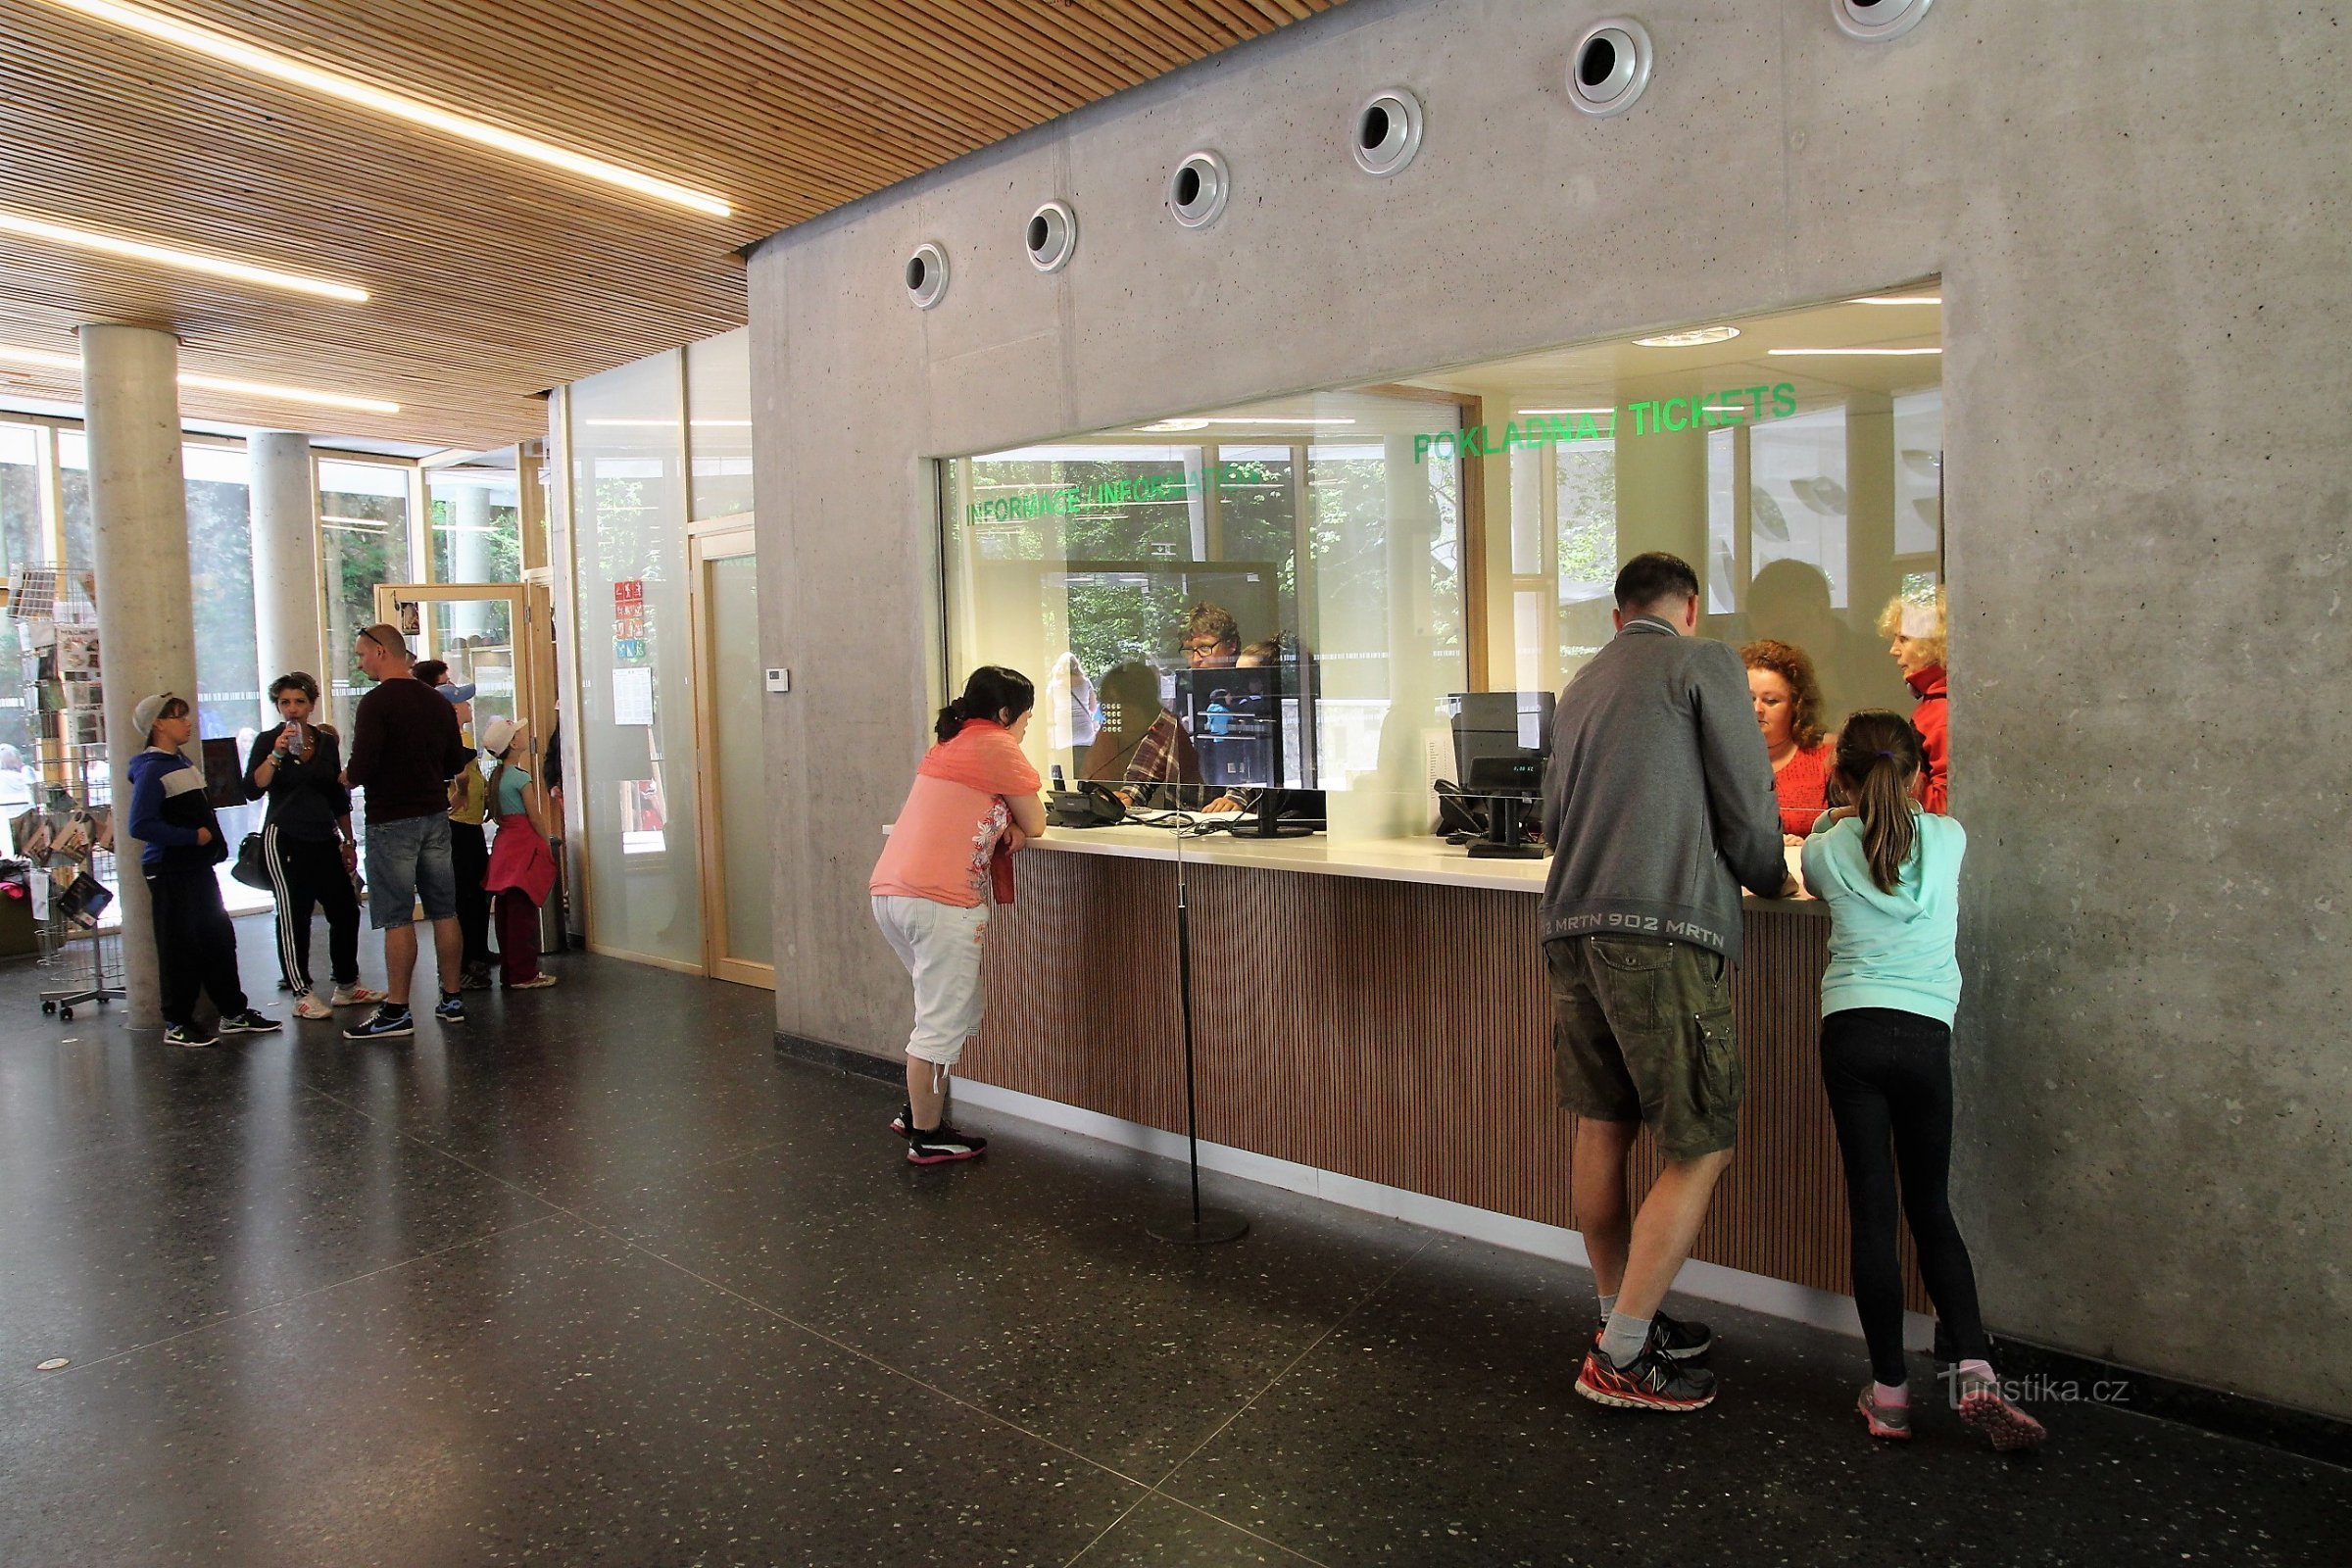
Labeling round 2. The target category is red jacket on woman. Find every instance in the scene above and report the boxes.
[1908,664,1949,813]
[1772,742,1834,837]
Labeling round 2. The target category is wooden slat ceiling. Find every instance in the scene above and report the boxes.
[0,0,1343,448]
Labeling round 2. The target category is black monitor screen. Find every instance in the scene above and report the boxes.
[1172,666,1287,791]
[1448,691,1555,799]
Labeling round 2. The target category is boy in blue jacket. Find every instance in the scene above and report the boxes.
[124,692,280,1047]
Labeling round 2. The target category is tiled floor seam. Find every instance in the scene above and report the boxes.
[10,1212,563,1389]
[298,1079,1172,1502]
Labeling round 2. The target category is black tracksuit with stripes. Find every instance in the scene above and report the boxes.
[244,723,360,995]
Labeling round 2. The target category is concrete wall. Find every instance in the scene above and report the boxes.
[747,0,2350,1415]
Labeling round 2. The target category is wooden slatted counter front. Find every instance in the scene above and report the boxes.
[968,827,1925,1312]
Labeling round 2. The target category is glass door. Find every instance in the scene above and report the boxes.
[369,583,551,748]
[688,521,772,988]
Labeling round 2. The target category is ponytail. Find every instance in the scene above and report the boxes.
[935,664,1036,744]
[1832,710,1927,894]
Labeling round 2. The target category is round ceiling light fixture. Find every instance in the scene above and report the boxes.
[1139,417,1211,433]
[905,242,948,309]
[1351,88,1425,176]
[1634,324,1740,348]
[1167,150,1231,229]
[1568,18,1655,118]
[1027,201,1077,272]
[1834,0,1936,43]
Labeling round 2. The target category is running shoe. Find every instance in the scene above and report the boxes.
[1590,1309,1714,1362]
[216,1009,283,1035]
[1857,1385,1914,1441]
[906,1123,988,1165]
[1958,1375,2047,1452]
[344,1005,415,1041]
[163,1022,216,1049]
[293,993,334,1021]
[432,994,467,1025]
[1575,1339,1718,1412]
[329,983,387,1007]
[506,973,560,990]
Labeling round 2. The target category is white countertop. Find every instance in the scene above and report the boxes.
[1027,822,1820,910]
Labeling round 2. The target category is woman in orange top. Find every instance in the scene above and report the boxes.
[870,665,1046,1165]
[1742,638,1834,841]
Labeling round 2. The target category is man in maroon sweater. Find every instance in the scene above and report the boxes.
[341,623,475,1039]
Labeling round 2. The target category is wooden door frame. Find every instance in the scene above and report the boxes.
[686,516,773,989]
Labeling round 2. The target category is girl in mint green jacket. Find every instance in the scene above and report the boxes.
[1801,710,2043,1452]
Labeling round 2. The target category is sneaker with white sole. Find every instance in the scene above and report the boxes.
[163,1022,216,1048]
[1575,1338,1718,1412]
[293,993,334,1020]
[329,983,386,1007]
[906,1123,987,1165]
[432,994,467,1025]
[344,1004,415,1040]
[215,1009,283,1035]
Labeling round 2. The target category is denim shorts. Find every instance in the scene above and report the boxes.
[1544,934,1743,1160]
[365,812,456,929]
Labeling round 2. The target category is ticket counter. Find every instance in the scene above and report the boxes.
[966,829,1929,1311]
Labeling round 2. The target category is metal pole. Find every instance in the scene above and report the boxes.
[1149,837,1248,1245]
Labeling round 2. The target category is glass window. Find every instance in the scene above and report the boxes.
[685,328,754,521]
[427,455,521,586]
[942,390,1466,839]
[0,423,40,755]
[1461,289,1942,732]
[182,443,263,740]
[317,459,414,734]
[568,351,702,965]
[57,429,90,572]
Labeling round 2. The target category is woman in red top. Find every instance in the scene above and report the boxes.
[1741,639,1834,841]
[870,665,1045,1165]
[1878,589,1949,813]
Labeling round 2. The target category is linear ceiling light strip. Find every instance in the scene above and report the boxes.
[0,344,399,414]
[0,209,367,302]
[40,0,731,218]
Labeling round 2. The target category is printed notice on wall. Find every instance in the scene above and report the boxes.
[612,665,655,727]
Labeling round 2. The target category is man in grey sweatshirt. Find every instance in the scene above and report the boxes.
[1541,553,1793,1413]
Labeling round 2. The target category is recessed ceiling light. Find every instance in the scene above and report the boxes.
[1634,326,1740,348]
[0,343,400,414]
[43,0,731,218]
[1768,347,1942,357]
[1851,295,1942,306]
[0,209,368,302]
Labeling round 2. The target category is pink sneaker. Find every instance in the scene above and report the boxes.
[1959,1377,2047,1452]
[1857,1385,1913,1441]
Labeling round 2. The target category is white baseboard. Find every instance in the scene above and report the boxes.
[953,1077,1934,1352]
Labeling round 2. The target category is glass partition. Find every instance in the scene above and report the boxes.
[685,329,754,520]
[567,351,702,965]
[0,423,39,755]
[942,388,1468,839]
[941,287,1942,846]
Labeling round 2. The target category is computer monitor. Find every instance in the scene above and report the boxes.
[1171,662,1318,792]
[1446,691,1554,858]
[1447,691,1554,795]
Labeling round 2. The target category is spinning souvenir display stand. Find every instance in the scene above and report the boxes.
[8,567,122,1020]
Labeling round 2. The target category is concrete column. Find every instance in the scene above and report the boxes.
[448,481,491,642]
[248,431,321,689]
[81,323,197,1030]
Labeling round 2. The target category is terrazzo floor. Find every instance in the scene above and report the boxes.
[1,916,2345,1566]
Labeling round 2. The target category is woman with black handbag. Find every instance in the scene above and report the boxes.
[243,673,383,1022]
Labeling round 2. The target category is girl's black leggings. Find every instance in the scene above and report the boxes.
[1820,1007,1989,1386]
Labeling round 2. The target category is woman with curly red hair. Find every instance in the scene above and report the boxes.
[1741,639,1834,841]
